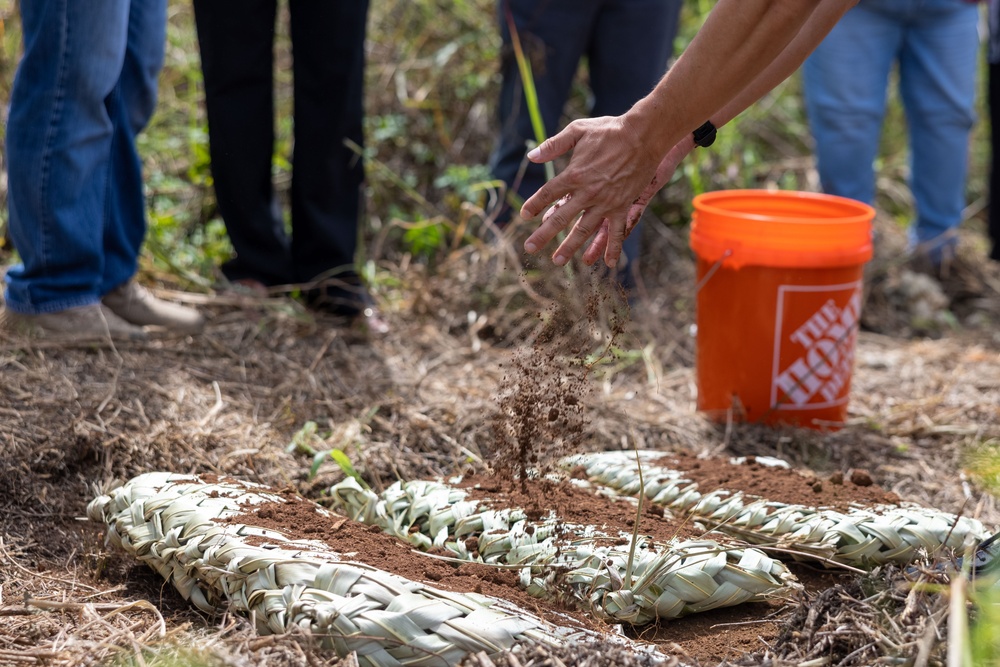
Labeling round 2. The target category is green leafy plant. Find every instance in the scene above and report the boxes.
[285,410,378,486]
[402,217,449,259]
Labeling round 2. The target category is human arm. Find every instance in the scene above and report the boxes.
[521,0,858,268]
[581,0,856,266]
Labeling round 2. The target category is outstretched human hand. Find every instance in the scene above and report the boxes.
[519,114,665,269]
[580,140,694,266]
[518,0,857,270]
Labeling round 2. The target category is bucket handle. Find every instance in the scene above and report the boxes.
[694,249,733,294]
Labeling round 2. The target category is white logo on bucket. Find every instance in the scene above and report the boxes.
[770,282,862,410]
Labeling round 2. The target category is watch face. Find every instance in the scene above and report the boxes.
[694,121,717,147]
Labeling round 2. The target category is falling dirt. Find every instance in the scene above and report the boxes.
[458,473,707,544]
[491,281,631,489]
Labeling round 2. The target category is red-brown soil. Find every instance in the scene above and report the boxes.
[458,474,706,543]
[219,492,602,636]
[653,451,902,510]
[213,455,894,664]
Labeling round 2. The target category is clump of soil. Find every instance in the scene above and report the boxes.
[491,283,630,488]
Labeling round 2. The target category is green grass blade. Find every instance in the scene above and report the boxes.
[503,4,555,183]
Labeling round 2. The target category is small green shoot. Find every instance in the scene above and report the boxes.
[327,449,367,488]
[287,412,377,487]
[286,420,320,456]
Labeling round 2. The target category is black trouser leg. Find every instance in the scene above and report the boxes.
[288,0,369,292]
[193,0,293,286]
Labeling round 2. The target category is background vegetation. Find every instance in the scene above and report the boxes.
[0,0,992,290]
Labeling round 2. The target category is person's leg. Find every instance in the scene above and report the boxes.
[4,0,131,314]
[588,0,679,118]
[488,0,600,224]
[990,58,1000,261]
[802,1,902,207]
[589,0,682,285]
[192,0,292,287]
[287,0,369,299]
[100,0,167,296]
[898,0,979,261]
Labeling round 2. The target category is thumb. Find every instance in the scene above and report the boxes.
[527,123,582,163]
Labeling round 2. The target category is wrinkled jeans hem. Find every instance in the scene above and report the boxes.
[2,292,101,316]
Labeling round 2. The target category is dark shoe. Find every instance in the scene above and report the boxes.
[305,282,390,336]
[0,304,148,341]
[102,281,205,335]
[304,281,368,316]
[354,303,391,336]
[971,532,1000,577]
[229,278,269,298]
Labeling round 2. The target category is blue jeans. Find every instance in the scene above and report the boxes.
[4,0,166,315]
[489,0,682,275]
[803,0,979,261]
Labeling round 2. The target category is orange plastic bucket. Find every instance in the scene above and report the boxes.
[690,190,874,429]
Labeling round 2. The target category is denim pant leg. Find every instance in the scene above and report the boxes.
[898,0,978,254]
[101,0,167,295]
[803,4,902,210]
[589,0,681,270]
[4,0,132,314]
[489,0,601,224]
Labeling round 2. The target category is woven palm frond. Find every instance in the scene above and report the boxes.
[562,451,991,568]
[87,472,674,667]
[329,477,797,625]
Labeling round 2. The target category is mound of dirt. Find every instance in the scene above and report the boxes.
[653,451,900,511]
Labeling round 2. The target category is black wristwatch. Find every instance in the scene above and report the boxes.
[693,120,717,148]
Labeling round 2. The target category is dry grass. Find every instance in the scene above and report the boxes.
[2,1,1000,665]
[2,216,1000,665]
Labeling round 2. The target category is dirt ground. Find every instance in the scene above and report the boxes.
[2,218,1000,666]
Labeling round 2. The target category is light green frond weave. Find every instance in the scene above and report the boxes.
[87,472,673,667]
[329,476,796,625]
[562,451,990,568]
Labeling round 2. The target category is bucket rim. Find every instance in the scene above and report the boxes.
[692,189,875,225]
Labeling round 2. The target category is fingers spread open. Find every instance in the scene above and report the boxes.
[603,216,628,268]
[553,208,606,267]
[524,195,583,255]
[583,221,611,266]
[520,125,587,220]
